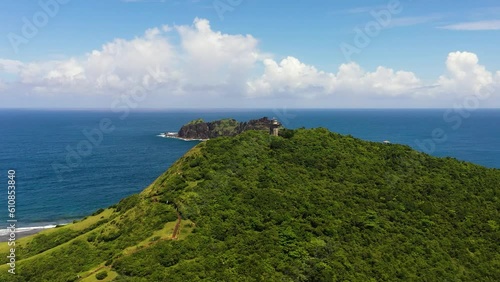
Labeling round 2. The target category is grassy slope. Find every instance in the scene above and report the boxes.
[0,148,198,282]
[1,129,499,281]
[0,208,114,256]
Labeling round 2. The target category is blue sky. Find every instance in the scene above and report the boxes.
[1,0,499,108]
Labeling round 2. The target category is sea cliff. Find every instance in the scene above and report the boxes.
[174,117,277,139]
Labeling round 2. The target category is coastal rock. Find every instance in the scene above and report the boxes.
[177,117,276,139]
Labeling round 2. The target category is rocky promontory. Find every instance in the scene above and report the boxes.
[176,117,277,139]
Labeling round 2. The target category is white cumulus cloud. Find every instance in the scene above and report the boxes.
[0,59,23,74]
[175,18,260,94]
[436,51,495,96]
[0,18,499,107]
[247,57,336,97]
[247,57,421,98]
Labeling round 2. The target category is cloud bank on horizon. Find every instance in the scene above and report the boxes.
[1,18,499,108]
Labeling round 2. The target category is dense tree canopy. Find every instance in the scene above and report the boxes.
[2,128,499,281]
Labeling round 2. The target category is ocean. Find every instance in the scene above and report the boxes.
[1,109,499,236]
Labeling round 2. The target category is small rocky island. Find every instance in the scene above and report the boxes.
[162,117,282,140]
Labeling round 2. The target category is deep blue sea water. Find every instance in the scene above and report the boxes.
[0,109,499,232]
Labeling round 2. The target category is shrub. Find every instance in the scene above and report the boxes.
[92,208,105,216]
[270,138,286,150]
[116,195,140,212]
[279,128,295,139]
[96,270,108,280]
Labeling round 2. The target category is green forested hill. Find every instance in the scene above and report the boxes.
[2,128,499,281]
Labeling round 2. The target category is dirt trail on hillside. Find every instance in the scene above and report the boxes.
[171,212,182,239]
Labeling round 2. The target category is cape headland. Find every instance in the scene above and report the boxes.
[163,117,282,140]
[3,128,499,281]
